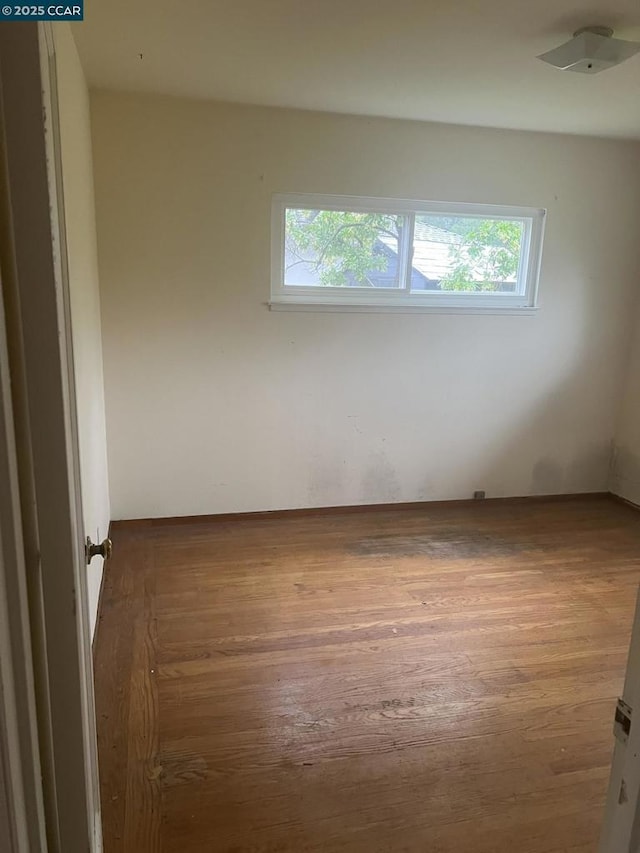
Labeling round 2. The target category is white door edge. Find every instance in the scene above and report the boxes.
[600,585,640,853]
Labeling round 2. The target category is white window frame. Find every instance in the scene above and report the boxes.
[270,193,546,314]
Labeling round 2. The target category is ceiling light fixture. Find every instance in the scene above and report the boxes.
[537,26,640,74]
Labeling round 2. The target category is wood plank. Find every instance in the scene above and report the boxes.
[123,535,161,851]
[93,528,140,849]
[95,496,640,852]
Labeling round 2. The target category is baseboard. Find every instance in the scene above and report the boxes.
[111,491,611,531]
[608,492,640,512]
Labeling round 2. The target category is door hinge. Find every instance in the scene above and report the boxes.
[614,698,632,744]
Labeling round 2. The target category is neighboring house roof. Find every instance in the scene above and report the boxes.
[378,223,462,283]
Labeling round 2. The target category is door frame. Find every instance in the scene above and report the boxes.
[0,240,47,853]
[0,20,101,852]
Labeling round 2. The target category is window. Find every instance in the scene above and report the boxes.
[270,194,546,312]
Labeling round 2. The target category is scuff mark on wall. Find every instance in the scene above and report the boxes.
[308,457,345,506]
[530,457,564,495]
[531,443,612,497]
[361,450,401,503]
[610,444,640,506]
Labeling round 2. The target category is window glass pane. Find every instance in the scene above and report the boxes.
[410,215,525,294]
[284,208,404,288]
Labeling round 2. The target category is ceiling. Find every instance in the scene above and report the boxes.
[73,0,640,139]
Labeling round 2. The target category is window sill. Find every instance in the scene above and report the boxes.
[268,300,539,316]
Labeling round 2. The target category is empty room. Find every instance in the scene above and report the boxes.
[4,1,640,852]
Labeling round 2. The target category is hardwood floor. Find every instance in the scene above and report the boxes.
[94,496,640,852]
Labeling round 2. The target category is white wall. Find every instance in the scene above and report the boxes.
[611,297,640,504]
[55,27,110,635]
[91,92,640,520]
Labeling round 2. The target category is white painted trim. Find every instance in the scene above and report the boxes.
[269,301,539,315]
[270,192,546,311]
[273,191,545,219]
